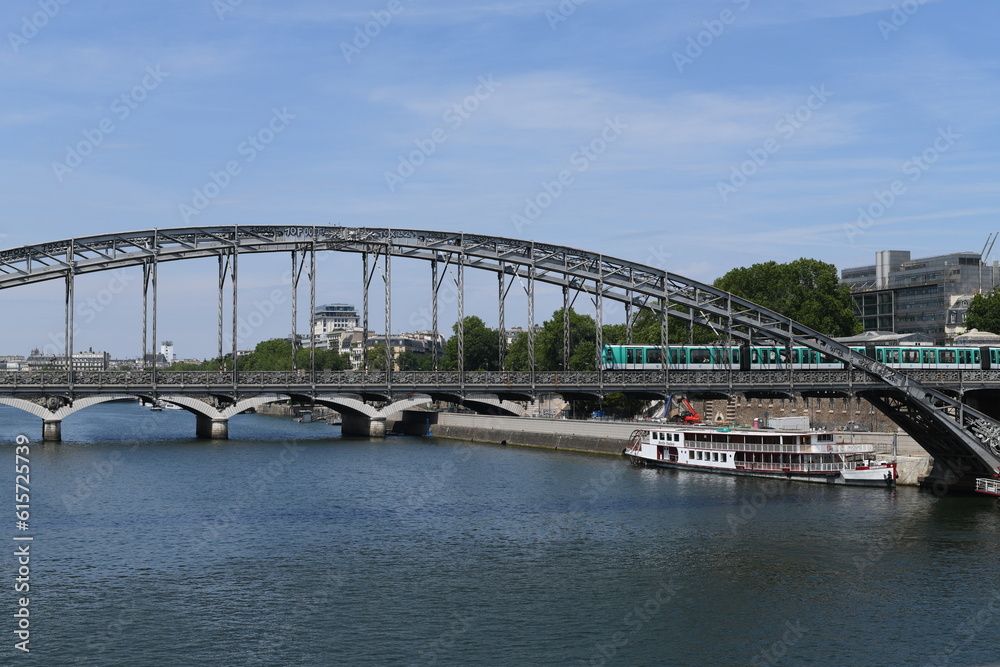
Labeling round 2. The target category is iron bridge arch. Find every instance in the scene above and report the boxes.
[1,226,998,489]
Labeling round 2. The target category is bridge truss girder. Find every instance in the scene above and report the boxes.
[2,226,1000,480]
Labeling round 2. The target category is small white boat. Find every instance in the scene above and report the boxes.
[976,478,1000,497]
[624,425,896,487]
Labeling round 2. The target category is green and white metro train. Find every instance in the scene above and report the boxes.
[600,344,1000,371]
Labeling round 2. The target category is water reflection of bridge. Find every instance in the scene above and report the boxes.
[1,226,999,492]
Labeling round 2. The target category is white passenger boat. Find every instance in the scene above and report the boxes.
[624,425,896,487]
[976,478,1000,497]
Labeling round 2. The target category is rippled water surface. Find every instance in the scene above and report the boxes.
[2,403,999,665]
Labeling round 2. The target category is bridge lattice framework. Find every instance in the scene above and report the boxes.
[1,226,998,490]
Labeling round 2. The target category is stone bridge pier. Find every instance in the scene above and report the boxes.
[341,412,387,437]
[195,415,230,439]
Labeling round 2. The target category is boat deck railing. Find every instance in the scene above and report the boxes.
[976,478,1000,496]
[647,439,875,455]
[734,461,888,474]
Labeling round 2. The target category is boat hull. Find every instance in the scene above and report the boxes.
[624,453,895,487]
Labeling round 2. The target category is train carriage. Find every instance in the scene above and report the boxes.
[601,344,997,372]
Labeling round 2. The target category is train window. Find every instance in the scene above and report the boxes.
[921,350,937,364]
[605,348,616,363]
[731,349,740,364]
[626,349,634,364]
[690,349,711,364]
[647,348,662,364]
[778,349,789,363]
[875,349,885,363]
[751,349,760,363]
[884,348,900,364]
[974,350,981,363]
[939,350,956,364]
[902,349,920,364]
[959,350,974,364]
[669,349,682,364]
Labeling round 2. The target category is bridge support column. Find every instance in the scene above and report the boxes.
[196,415,229,440]
[42,420,62,442]
[918,460,981,495]
[341,413,386,438]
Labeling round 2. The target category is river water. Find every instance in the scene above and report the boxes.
[2,402,999,666]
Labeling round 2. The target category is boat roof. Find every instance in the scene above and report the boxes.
[646,425,834,436]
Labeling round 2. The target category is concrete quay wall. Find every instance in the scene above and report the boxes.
[425,413,933,486]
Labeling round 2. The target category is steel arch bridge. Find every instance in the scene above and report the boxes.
[1,225,999,490]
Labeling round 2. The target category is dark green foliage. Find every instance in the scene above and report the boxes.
[229,338,351,371]
[442,316,501,371]
[396,350,436,371]
[505,308,597,371]
[713,258,862,337]
[964,287,1000,334]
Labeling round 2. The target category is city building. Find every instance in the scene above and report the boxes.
[25,348,110,371]
[312,304,361,349]
[841,250,1000,344]
[160,341,175,365]
[0,355,25,371]
[351,332,442,370]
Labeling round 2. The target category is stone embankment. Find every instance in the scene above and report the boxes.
[402,412,932,486]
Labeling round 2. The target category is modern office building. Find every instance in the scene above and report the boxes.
[841,250,1000,344]
[312,304,362,350]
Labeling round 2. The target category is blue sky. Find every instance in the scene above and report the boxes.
[2,0,999,359]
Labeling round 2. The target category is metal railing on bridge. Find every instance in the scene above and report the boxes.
[4,369,1000,392]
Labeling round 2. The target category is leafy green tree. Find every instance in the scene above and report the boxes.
[397,350,436,371]
[442,316,500,371]
[504,309,597,371]
[713,258,862,336]
[964,287,1000,334]
[612,308,718,346]
[238,339,350,371]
